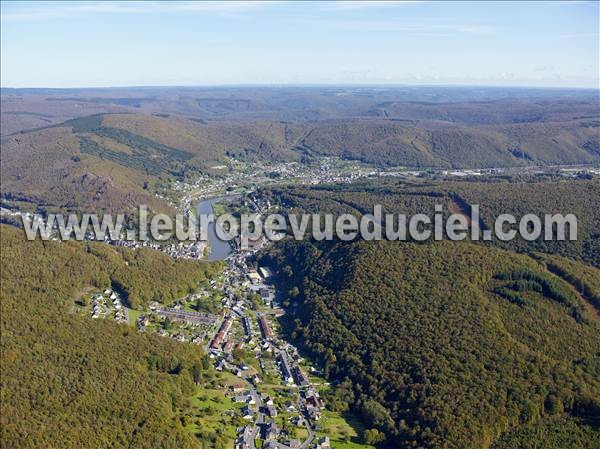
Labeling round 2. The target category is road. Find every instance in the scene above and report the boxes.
[209,193,323,449]
[243,380,264,449]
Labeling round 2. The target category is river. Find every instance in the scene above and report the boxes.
[196,196,237,261]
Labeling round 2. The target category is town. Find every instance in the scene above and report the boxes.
[77,237,341,449]
[74,181,356,449]
[6,156,598,262]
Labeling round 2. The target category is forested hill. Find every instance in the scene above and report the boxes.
[264,177,600,267]
[260,239,600,449]
[2,88,599,215]
[3,86,599,135]
[0,226,221,449]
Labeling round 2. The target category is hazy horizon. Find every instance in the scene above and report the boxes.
[2,82,600,91]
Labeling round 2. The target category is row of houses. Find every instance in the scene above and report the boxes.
[291,365,310,387]
[277,348,311,387]
[242,316,252,336]
[234,426,254,449]
[210,316,233,350]
[156,307,218,325]
[303,387,325,422]
[90,289,127,323]
[278,350,294,385]
[259,314,273,340]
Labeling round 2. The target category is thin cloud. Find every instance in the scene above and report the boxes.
[322,1,424,11]
[551,1,595,5]
[558,32,600,38]
[1,1,274,22]
[298,17,494,35]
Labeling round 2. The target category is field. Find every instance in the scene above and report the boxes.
[184,386,242,447]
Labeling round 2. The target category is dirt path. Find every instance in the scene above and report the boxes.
[448,199,472,226]
[538,261,600,324]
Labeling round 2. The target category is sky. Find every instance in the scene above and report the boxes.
[1,1,599,88]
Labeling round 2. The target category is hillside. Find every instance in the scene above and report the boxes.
[2,106,598,215]
[0,225,222,449]
[264,177,600,266]
[259,239,600,449]
[0,122,173,215]
[447,179,600,266]
[2,86,598,215]
[295,118,599,167]
[3,86,598,135]
[1,113,307,214]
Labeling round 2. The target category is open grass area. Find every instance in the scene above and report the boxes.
[192,388,237,411]
[328,440,376,449]
[126,307,142,326]
[315,411,374,449]
[183,386,243,448]
[213,370,246,389]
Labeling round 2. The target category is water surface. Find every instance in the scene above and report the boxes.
[196,196,236,261]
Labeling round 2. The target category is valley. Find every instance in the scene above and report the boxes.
[2,2,599,449]
[1,86,599,449]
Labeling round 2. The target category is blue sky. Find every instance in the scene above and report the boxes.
[1,1,598,88]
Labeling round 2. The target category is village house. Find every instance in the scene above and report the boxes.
[234,435,249,449]
[265,404,277,418]
[306,406,321,421]
[241,405,255,420]
[264,422,278,441]
[305,388,324,408]
[286,439,301,449]
[284,401,296,412]
[316,436,331,449]
[234,393,248,403]
[229,383,246,393]
[251,374,261,385]
[291,415,305,427]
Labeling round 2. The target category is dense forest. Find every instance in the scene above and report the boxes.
[264,176,600,266]
[259,238,600,449]
[447,179,600,266]
[3,86,599,134]
[0,225,221,449]
[258,175,600,448]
